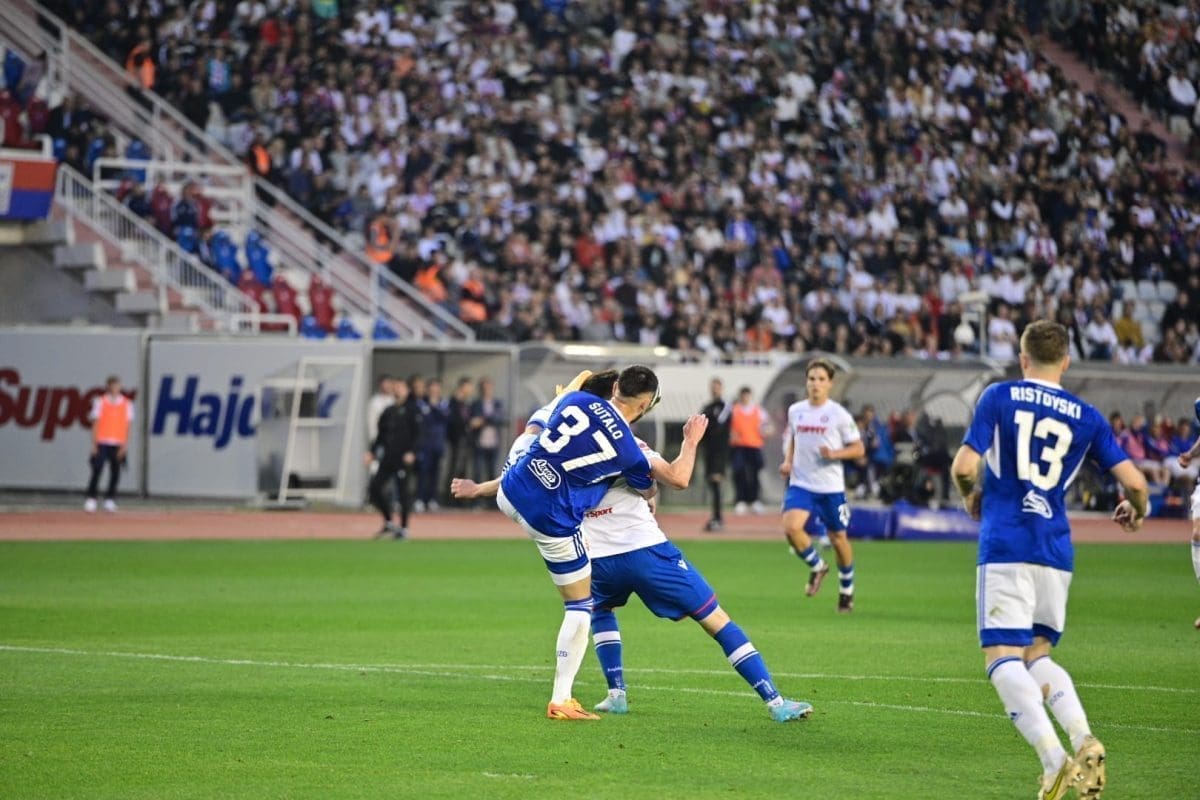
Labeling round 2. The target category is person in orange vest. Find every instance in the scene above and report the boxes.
[125,39,156,91]
[729,386,770,515]
[365,214,397,269]
[85,376,134,513]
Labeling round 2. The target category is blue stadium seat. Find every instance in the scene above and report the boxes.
[175,225,198,253]
[372,318,399,340]
[52,137,67,162]
[3,50,24,94]
[212,232,240,282]
[299,315,326,339]
[336,318,363,340]
[124,140,150,182]
[1157,280,1178,303]
[245,234,273,285]
[85,137,107,173]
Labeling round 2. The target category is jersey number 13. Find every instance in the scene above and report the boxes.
[1013,410,1073,491]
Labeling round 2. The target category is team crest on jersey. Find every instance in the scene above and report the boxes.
[528,458,562,490]
[677,559,688,570]
[1021,490,1053,519]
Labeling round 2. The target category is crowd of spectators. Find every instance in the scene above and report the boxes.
[33,1,1200,363]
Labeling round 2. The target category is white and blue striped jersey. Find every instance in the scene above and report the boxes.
[963,378,1128,572]
[500,391,652,537]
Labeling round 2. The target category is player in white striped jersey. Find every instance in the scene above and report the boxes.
[780,358,864,612]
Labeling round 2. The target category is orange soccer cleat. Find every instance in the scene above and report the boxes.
[546,698,601,721]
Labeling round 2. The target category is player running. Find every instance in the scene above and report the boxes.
[1177,397,1200,630]
[950,320,1149,800]
[454,371,812,723]
[494,365,660,721]
[780,358,864,612]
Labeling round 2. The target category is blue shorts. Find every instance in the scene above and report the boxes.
[783,485,850,533]
[591,542,719,622]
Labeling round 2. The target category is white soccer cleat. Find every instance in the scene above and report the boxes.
[1074,736,1106,798]
[103,499,118,513]
[83,498,97,513]
[594,691,628,714]
[734,501,748,516]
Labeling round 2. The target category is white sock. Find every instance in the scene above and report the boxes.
[1192,538,1200,582]
[1027,656,1092,752]
[989,657,1068,774]
[608,688,626,699]
[550,609,592,704]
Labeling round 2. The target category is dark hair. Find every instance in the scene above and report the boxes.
[738,385,752,396]
[106,375,121,387]
[376,374,392,386]
[580,369,619,397]
[805,358,836,379]
[1020,320,1069,365]
[617,364,658,399]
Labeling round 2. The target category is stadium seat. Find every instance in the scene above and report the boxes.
[1137,280,1158,301]
[372,318,400,340]
[1157,281,1178,303]
[1116,279,1138,300]
[85,137,107,173]
[246,234,273,286]
[336,318,363,340]
[124,139,150,182]
[1145,299,1165,320]
[299,315,326,339]
[1131,301,1152,321]
[175,225,198,254]
[1140,319,1162,345]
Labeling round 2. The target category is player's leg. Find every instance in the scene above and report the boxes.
[749,447,764,514]
[589,556,629,713]
[782,487,829,595]
[1025,564,1103,797]
[979,563,1077,796]
[494,487,598,719]
[695,606,811,722]
[816,494,855,611]
[103,445,121,508]
[731,448,748,513]
[84,447,105,511]
[394,467,413,538]
[705,470,725,531]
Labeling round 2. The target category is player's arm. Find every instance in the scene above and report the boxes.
[648,413,708,489]
[1109,460,1149,532]
[451,476,500,499]
[950,445,984,520]
[779,427,795,477]
[818,440,865,460]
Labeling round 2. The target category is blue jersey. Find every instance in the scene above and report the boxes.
[500,391,653,537]
[963,379,1128,571]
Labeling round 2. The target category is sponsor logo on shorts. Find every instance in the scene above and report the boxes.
[1021,490,1053,519]
[585,507,613,518]
[528,458,561,489]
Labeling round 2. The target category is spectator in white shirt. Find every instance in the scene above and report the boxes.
[1084,309,1119,360]
[987,302,1018,361]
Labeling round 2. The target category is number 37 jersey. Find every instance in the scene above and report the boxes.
[963,378,1128,572]
[501,391,653,537]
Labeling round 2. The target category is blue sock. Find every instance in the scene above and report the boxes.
[796,546,825,569]
[839,561,855,595]
[591,608,625,691]
[713,621,780,703]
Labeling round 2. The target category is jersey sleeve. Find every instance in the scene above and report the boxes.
[1087,407,1129,472]
[527,397,560,429]
[619,436,653,490]
[963,383,1000,455]
[838,405,861,443]
[89,397,101,423]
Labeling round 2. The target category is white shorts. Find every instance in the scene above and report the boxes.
[976,562,1072,647]
[1191,483,1200,521]
[496,485,591,586]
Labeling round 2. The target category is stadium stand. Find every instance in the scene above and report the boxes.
[5,1,1197,360]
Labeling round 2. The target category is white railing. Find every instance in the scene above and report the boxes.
[55,164,260,324]
[92,158,254,233]
[0,0,474,341]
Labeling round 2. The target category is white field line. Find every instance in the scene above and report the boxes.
[1,644,1194,736]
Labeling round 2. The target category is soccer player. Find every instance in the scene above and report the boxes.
[495,365,660,720]
[454,373,813,723]
[779,358,864,612]
[1177,397,1200,630]
[950,320,1149,800]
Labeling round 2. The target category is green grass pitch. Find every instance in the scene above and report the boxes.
[0,538,1195,799]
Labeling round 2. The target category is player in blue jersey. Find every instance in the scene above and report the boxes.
[454,371,813,723]
[950,320,1148,800]
[496,364,660,720]
[1177,397,1200,629]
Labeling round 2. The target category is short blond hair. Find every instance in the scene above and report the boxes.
[1020,320,1069,366]
[806,358,836,379]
